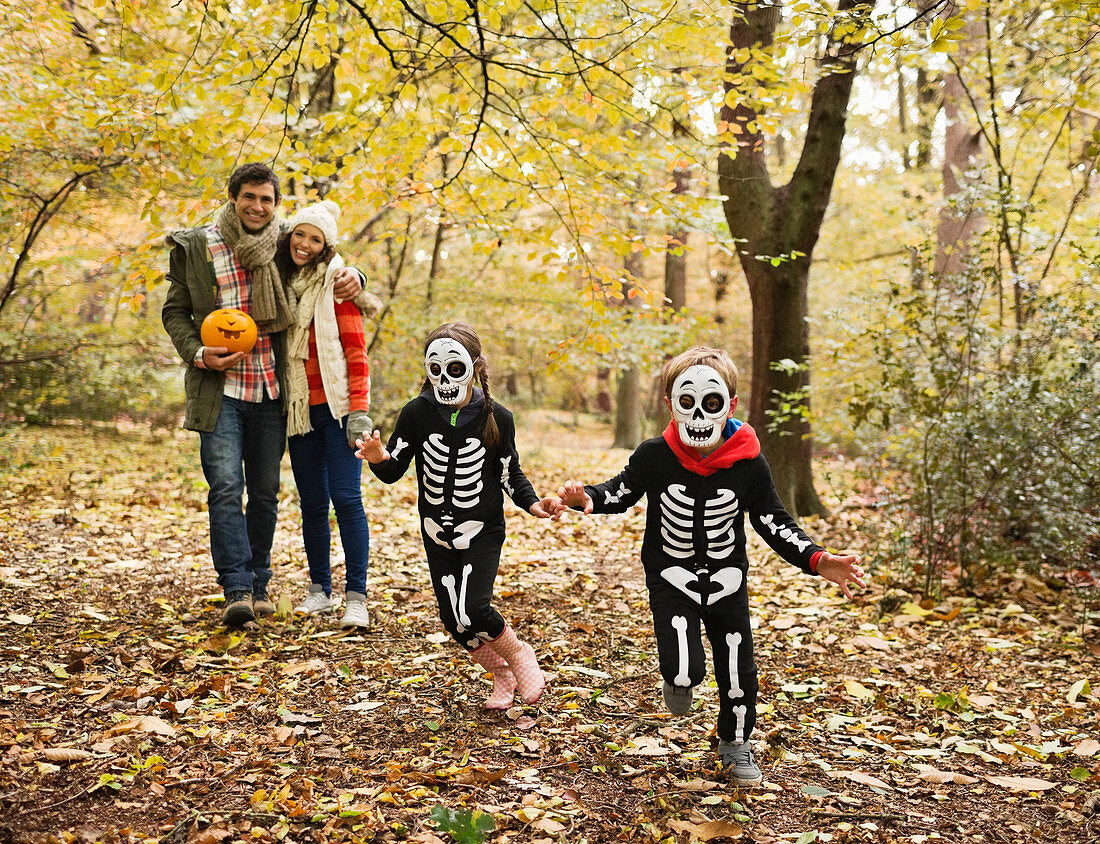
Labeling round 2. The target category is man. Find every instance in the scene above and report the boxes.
[162,163,377,627]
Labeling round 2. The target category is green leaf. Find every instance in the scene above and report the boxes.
[430,806,496,844]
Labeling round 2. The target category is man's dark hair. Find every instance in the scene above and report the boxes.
[227,163,281,202]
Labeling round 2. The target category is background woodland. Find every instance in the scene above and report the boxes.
[1,2,1100,839]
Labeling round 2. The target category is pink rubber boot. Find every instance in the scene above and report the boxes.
[487,624,545,704]
[470,644,517,710]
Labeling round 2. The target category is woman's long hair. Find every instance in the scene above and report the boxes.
[422,322,500,449]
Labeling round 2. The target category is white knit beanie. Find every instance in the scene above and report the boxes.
[287,199,340,246]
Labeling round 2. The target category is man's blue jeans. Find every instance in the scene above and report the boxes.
[199,395,286,598]
[288,403,370,595]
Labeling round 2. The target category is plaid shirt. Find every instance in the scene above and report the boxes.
[206,226,279,402]
[306,300,371,412]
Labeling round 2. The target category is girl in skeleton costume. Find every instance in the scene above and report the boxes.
[558,347,864,783]
[357,322,564,709]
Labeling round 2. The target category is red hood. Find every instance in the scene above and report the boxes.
[662,420,760,476]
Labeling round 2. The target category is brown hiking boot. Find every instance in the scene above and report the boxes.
[223,592,255,627]
[253,591,275,616]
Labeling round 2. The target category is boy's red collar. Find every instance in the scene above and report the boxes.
[662,420,760,476]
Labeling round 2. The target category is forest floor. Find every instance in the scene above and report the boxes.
[1,416,1098,844]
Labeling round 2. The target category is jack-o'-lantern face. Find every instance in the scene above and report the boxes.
[200,308,258,354]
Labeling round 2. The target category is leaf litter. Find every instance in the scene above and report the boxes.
[0,419,1097,842]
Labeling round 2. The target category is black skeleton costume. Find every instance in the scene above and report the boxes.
[579,365,824,744]
[368,338,540,652]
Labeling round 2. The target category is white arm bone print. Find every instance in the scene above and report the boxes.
[389,437,409,461]
[757,513,812,553]
[499,456,513,497]
[603,481,630,505]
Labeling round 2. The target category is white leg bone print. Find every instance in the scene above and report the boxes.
[671,615,691,686]
[731,704,747,743]
[758,513,812,553]
[423,516,484,550]
[660,485,741,560]
[725,632,743,699]
[661,565,743,606]
[440,564,473,631]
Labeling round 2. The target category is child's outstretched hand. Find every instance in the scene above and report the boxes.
[355,430,389,464]
[557,480,593,515]
[816,553,866,600]
[530,497,566,521]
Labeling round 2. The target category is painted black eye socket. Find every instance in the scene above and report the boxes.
[428,363,442,377]
[677,395,694,410]
[702,393,725,413]
[446,362,467,379]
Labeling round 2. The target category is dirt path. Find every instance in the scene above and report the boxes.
[1,421,1097,843]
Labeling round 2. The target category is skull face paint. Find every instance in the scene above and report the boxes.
[425,338,475,405]
[671,365,731,449]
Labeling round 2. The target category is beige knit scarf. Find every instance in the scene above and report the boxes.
[285,260,330,437]
[216,203,294,333]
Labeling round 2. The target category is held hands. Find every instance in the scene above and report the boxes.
[202,347,245,371]
[556,480,593,515]
[346,411,373,449]
[816,553,867,600]
[530,497,566,521]
[355,430,389,463]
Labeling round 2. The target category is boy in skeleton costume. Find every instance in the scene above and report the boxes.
[357,322,564,709]
[558,347,864,782]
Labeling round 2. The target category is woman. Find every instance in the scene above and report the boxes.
[279,200,373,629]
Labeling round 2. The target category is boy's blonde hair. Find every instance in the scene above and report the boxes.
[661,346,739,398]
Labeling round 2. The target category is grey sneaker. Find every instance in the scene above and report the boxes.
[662,681,694,715]
[223,591,255,627]
[295,585,339,615]
[253,591,275,616]
[340,600,370,630]
[718,740,763,783]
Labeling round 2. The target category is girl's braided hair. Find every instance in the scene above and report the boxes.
[422,322,500,449]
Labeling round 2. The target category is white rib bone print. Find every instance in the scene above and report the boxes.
[422,433,485,508]
[659,485,740,560]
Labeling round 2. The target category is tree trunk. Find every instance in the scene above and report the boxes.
[934,4,986,277]
[717,0,872,515]
[613,250,644,449]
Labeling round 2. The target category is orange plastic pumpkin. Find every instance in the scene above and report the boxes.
[200,308,258,354]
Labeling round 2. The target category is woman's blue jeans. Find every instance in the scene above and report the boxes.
[198,395,286,598]
[288,403,370,595]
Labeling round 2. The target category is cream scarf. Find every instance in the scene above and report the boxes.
[285,254,345,437]
[216,203,294,332]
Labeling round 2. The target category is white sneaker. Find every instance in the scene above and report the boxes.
[295,588,340,615]
[340,600,370,629]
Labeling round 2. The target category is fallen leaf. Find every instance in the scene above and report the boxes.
[1073,739,1100,758]
[7,613,33,625]
[913,764,978,785]
[669,819,743,841]
[40,748,94,762]
[826,770,892,790]
[983,775,1056,791]
[844,680,875,700]
[1067,678,1091,704]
